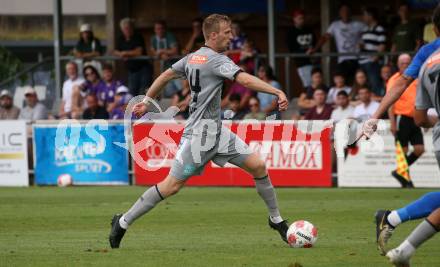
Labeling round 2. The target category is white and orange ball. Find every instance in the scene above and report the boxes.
[57,174,73,187]
[286,220,318,248]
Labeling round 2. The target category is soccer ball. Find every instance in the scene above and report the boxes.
[57,174,73,187]
[286,220,318,248]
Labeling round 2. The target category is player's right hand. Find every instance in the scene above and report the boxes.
[361,118,379,139]
[133,102,148,118]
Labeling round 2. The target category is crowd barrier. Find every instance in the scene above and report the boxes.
[0,119,439,188]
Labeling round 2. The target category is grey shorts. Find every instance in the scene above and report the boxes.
[169,126,252,180]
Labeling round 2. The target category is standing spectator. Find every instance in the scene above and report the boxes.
[350,69,370,105]
[222,94,246,120]
[359,7,386,96]
[19,88,48,120]
[114,18,153,96]
[171,80,191,120]
[391,4,423,53]
[244,96,266,120]
[298,68,328,115]
[326,72,351,105]
[98,64,123,110]
[59,61,84,119]
[0,90,20,119]
[182,18,205,54]
[309,4,366,84]
[239,40,257,73]
[73,24,103,59]
[82,94,109,120]
[150,20,179,62]
[286,9,316,87]
[330,90,354,123]
[304,88,333,120]
[351,87,379,121]
[226,21,247,63]
[256,64,281,118]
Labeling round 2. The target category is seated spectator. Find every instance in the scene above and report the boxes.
[222,93,246,120]
[114,18,153,96]
[182,18,205,54]
[19,88,48,120]
[72,64,105,118]
[244,96,266,120]
[359,7,386,96]
[326,72,351,105]
[351,87,379,121]
[239,39,257,73]
[107,85,132,114]
[221,64,254,110]
[298,67,328,114]
[82,94,109,120]
[298,68,328,116]
[0,90,20,119]
[350,69,370,106]
[256,64,280,118]
[391,4,422,53]
[304,88,333,120]
[331,91,354,123]
[98,64,123,110]
[73,24,103,59]
[226,21,247,63]
[110,93,133,120]
[375,65,393,99]
[286,9,316,87]
[171,80,191,120]
[59,61,84,119]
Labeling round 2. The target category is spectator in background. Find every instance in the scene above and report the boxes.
[226,21,247,63]
[298,68,328,115]
[171,80,191,120]
[326,72,351,105]
[424,20,436,43]
[222,93,246,120]
[350,69,370,106]
[359,7,386,96]
[391,4,423,53]
[182,18,205,54]
[73,24,103,59]
[0,90,20,119]
[19,88,48,120]
[98,64,123,110]
[330,90,354,123]
[82,94,109,120]
[304,88,333,120]
[256,64,281,118]
[376,65,393,99]
[239,39,257,73]
[71,64,105,118]
[59,61,84,119]
[309,4,366,84]
[114,18,153,96]
[109,93,133,120]
[244,96,266,120]
[286,9,316,87]
[351,87,379,121]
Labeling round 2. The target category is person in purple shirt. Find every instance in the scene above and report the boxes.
[98,64,123,108]
[110,93,133,120]
[362,6,440,137]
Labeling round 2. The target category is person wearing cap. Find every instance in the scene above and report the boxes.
[107,85,132,114]
[59,61,84,119]
[74,23,103,59]
[19,88,48,120]
[114,17,153,96]
[286,9,316,88]
[0,90,20,120]
[110,93,133,120]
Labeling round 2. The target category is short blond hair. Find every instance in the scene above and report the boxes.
[202,14,231,40]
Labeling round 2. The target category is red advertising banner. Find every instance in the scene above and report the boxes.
[133,121,332,187]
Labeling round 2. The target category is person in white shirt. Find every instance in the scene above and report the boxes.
[351,87,379,121]
[331,90,354,122]
[309,4,367,84]
[326,72,351,105]
[19,87,48,120]
[59,61,84,118]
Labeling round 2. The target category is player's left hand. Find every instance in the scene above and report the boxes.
[277,91,288,111]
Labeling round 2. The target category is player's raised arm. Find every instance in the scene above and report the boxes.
[235,71,288,111]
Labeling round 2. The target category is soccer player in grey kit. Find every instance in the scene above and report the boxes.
[109,14,289,248]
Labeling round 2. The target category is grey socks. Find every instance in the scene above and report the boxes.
[254,175,281,220]
[407,219,438,248]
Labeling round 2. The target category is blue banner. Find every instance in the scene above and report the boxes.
[33,123,129,185]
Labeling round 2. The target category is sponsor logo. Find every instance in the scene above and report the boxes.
[189,55,208,64]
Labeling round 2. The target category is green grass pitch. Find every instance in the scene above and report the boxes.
[0,187,438,266]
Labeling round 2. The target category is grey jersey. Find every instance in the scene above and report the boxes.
[416,48,440,151]
[171,46,241,138]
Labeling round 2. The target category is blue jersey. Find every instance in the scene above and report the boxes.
[404,38,440,79]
